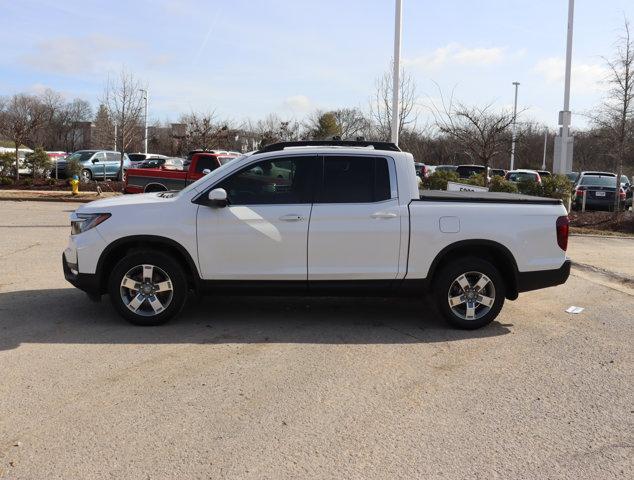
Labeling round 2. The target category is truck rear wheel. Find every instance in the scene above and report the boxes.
[433,257,505,329]
[108,251,187,325]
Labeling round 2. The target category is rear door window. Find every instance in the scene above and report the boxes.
[318,156,391,203]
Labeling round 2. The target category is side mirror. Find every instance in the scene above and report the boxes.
[202,169,211,175]
[208,188,227,208]
[92,158,99,163]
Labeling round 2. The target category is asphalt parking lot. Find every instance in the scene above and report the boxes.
[0,201,632,479]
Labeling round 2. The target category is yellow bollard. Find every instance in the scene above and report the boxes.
[70,175,80,196]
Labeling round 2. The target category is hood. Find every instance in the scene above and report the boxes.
[76,192,177,213]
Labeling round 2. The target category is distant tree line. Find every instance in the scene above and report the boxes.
[1,19,632,182]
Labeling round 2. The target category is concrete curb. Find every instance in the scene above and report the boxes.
[570,233,634,240]
[571,260,634,286]
[0,190,121,203]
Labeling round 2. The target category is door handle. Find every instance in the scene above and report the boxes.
[371,212,397,219]
[279,214,305,222]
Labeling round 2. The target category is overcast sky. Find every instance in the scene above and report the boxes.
[1,0,633,129]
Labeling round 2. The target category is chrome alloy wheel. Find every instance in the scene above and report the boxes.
[447,271,496,321]
[120,264,174,317]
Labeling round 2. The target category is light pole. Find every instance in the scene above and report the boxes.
[542,130,548,170]
[510,82,520,171]
[554,0,575,174]
[140,89,148,154]
[390,0,403,145]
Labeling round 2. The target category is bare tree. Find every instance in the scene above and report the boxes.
[180,111,218,150]
[431,92,516,175]
[370,65,418,140]
[102,69,145,176]
[305,108,371,140]
[248,114,301,147]
[0,94,47,181]
[591,18,634,213]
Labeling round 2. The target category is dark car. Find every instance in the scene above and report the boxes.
[490,168,506,177]
[573,174,626,211]
[566,172,579,183]
[456,164,487,179]
[537,170,551,177]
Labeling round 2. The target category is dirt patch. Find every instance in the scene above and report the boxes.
[569,211,634,234]
[0,179,124,192]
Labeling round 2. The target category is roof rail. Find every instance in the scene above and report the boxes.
[255,140,401,154]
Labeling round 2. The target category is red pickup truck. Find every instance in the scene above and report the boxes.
[124,152,238,194]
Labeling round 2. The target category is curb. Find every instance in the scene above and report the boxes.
[570,260,634,286]
[570,233,634,240]
[0,190,121,203]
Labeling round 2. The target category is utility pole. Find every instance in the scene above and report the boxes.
[114,123,117,151]
[554,0,575,174]
[542,130,548,170]
[140,89,149,154]
[510,82,520,170]
[390,0,403,146]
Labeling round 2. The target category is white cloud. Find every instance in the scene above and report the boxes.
[404,43,507,70]
[20,35,141,75]
[282,95,312,113]
[533,57,608,94]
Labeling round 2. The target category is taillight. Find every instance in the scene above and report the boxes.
[556,216,569,251]
[619,188,626,200]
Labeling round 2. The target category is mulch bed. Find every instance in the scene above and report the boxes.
[569,211,634,234]
[0,179,124,192]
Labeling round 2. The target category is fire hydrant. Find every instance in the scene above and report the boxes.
[70,175,80,196]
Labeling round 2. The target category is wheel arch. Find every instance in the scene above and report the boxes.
[144,182,168,193]
[427,240,519,300]
[96,235,200,294]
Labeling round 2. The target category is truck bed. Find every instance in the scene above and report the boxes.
[416,190,562,205]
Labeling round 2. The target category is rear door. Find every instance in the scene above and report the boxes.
[307,155,402,281]
[105,152,122,177]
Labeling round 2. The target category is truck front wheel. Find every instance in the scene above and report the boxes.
[108,251,187,325]
[433,257,505,330]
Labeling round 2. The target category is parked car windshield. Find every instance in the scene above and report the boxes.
[507,172,538,182]
[66,151,95,162]
[456,166,485,178]
[579,176,619,187]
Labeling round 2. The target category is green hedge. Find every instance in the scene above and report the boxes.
[421,169,571,202]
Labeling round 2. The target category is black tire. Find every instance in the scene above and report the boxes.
[108,250,187,326]
[433,256,505,330]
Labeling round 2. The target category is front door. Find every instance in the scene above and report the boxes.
[197,155,315,280]
[308,155,402,281]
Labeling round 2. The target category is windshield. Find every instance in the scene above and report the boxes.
[580,175,619,187]
[507,172,538,182]
[218,156,237,165]
[457,166,485,177]
[67,151,95,162]
[179,154,251,196]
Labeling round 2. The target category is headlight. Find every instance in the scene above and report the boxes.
[71,213,111,235]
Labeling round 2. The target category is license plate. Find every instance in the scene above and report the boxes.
[595,191,606,197]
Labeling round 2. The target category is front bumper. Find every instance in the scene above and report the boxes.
[516,260,571,293]
[63,252,101,299]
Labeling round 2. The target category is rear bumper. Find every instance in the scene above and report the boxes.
[63,253,101,298]
[516,260,571,293]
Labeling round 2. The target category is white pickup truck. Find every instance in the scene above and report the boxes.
[63,141,571,329]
